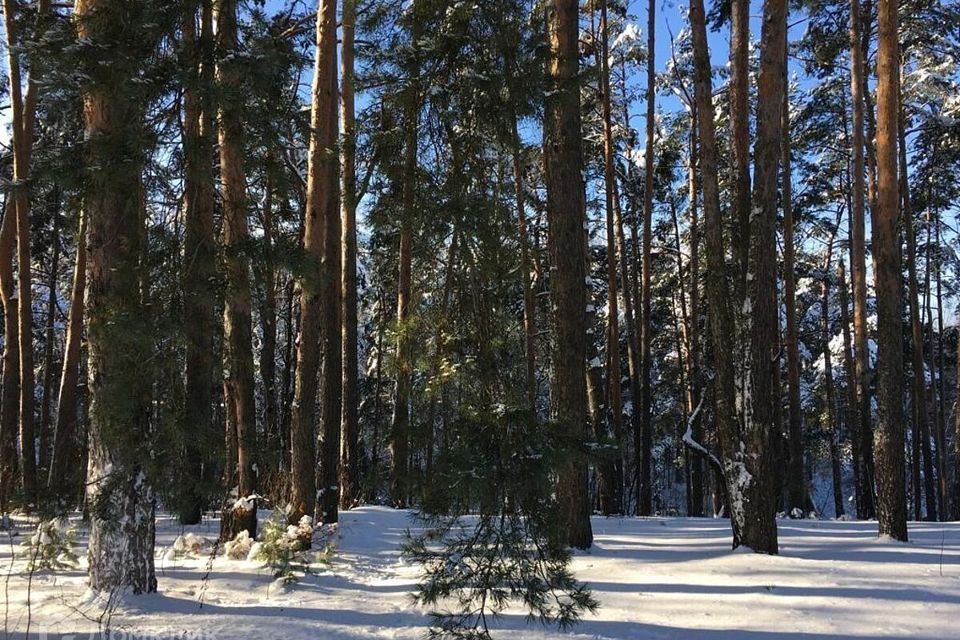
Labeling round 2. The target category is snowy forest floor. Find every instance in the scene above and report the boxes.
[3,506,959,639]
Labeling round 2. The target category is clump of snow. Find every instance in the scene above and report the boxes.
[224,530,253,560]
[172,532,214,558]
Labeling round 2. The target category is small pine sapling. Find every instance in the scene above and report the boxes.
[252,511,333,584]
[403,409,599,639]
[19,518,79,571]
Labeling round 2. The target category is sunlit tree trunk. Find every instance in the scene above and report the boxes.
[76,0,156,594]
[290,0,340,527]
[872,0,908,542]
[216,0,258,540]
[315,0,342,525]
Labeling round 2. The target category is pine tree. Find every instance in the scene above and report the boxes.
[544,0,592,549]
[76,0,167,594]
[872,0,908,542]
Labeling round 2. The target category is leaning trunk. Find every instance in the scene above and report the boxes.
[47,211,87,505]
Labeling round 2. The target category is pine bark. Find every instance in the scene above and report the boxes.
[290,0,340,526]
[39,208,61,475]
[47,211,86,502]
[686,109,704,517]
[872,0,908,541]
[216,0,257,540]
[76,0,157,594]
[933,214,948,520]
[821,228,845,519]
[180,0,218,526]
[838,260,862,515]
[637,0,655,517]
[259,169,279,472]
[739,0,787,554]
[339,0,361,511]
[544,0,592,549]
[782,62,806,515]
[598,0,624,515]
[390,5,419,508]
[2,0,46,507]
[849,0,877,519]
[689,0,739,545]
[0,198,19,511]
[315,0,342,526]
[729,0,751,291]
[901,111,934,521]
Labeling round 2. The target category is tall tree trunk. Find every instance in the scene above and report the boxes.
[39,207,61,476]
[47,211,86,504]
[849,0,876,519]
[315,0,342,526]
[260,169,279,474]
[0,199,19,512]
[636,0,656,517]
[76,0,156,594]
[821,226,845,519]
[822,274,844,519]
[740,0,787,554]
[838,260,861,514]
[544,0,592,549]
[614,56,643,517]
[2,0,47,507]
[955,332,960,520]
[290,0,339,527]
[216,0,257,540]
[782,59,806,516]
[689,0,741,547]
[729,0,751,292]
[339,0,360,512]
[507,125,538,419]
[597,0,623,515]
[686,108,704,517]
[390,4,419,508]
[921,211,939,520]
[872,0,908,542]
[933,212,948,520]
[180,0,218,526]
[901,106,933,521]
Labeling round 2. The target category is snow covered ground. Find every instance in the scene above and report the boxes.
[3,507,959,639]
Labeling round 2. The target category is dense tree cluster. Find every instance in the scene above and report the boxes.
[0,0,958,599]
